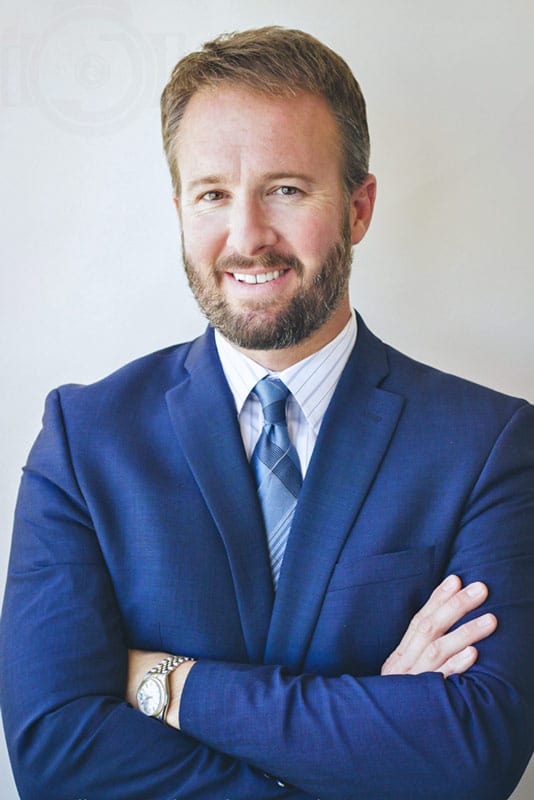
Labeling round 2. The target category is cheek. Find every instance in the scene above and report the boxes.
[286,217,340,263]
[182,215,226,263]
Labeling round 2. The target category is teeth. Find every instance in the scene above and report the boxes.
[233,270,284,284]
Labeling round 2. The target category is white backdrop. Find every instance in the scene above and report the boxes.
[1,1,533,797]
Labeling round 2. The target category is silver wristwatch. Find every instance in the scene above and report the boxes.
[136,655,195,721]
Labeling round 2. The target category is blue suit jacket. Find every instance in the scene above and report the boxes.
[1,315,533,799]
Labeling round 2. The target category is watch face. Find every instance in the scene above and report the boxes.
[137,676,164,717]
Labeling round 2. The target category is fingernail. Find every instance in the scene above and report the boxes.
[442,575,458,592]
[466,582,485,598]
[458,646,474,663]
[477,614,495,628]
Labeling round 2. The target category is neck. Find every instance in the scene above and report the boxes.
[232,299,352,371]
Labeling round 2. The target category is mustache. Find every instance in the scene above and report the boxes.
[215,252,303,275]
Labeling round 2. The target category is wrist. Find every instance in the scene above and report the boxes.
[167,659,196,729]
[134,653,196,724]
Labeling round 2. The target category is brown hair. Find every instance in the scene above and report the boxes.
[161,26,370,196]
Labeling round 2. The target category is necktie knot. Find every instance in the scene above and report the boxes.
[253,377,290,426]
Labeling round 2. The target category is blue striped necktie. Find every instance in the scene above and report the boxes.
[251,377,303,588]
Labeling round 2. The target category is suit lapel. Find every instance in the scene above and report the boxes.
[265,318,405,669]
[165,328,274,663]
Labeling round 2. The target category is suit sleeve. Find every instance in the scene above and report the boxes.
[179,403,534,800]
[0,390,312,800]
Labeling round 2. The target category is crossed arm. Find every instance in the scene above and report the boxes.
[1,392,532,800]
[124,569,530,800]
[127,574,498,728]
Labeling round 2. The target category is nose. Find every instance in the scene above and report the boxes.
[226,195,278,257]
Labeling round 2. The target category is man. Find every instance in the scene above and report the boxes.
[1,26,533,800]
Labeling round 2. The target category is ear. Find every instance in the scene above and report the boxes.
[172,195,181,218]
[349,174,377,246]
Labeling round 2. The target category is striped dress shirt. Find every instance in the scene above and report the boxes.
[214,310,357,477]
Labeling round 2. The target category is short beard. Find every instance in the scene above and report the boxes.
[182,219,353,351]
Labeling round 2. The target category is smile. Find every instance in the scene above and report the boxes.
[232,269,287,285]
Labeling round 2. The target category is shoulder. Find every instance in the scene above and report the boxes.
[39,331,219,440]
[384,339,529,420]
[355,314,532,440]
[53,332,210,409]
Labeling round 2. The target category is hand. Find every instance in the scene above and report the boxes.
[127,649,195,729]
[381,575,498,678]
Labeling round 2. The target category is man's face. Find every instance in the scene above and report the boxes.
[174,86,374,354]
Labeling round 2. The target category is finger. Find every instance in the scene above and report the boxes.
[381,578,491,675]
[382,612,497,677]
[389,575,463,658]
[393,581,490,669]
[410,612,498,674]
[380,577,463,675]
[417,574,463,619]
[438,646,478,679]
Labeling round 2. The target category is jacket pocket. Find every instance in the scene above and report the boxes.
[328,545,435,592]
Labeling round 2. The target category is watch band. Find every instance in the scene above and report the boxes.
[146,654,195,678]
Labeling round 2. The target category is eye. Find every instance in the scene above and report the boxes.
[273,185,301,197]
[200,190,225,202]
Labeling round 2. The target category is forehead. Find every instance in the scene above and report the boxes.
[174,86,343,184]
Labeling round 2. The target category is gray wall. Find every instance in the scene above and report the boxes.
[1,1,532,797]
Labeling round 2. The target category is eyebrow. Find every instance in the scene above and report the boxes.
[262,172,315,184]
[185,172,315,192]
[185,175,225,192]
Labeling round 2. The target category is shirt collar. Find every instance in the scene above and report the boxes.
[214,310,357,433]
